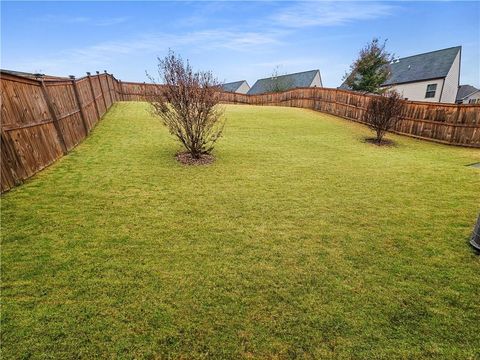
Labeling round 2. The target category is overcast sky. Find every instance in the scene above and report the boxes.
[2,1,479,88]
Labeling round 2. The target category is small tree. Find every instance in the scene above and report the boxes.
[344,38,393,94]
[364,90,405,144]
[147,51,224,162]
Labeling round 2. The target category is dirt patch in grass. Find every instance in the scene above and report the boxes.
[176,152,215,165]
[364,137,396,147]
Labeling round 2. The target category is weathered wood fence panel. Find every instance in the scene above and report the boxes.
[1,71,118,193]
[1,74,65,191]
[75,78,98,132]
[2,70,479,194]
[44,80,86,151]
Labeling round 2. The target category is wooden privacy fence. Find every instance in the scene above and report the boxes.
[119,84,480,147]
[216,88,480,147]
[1,70,124,193]
[2,70,479,193]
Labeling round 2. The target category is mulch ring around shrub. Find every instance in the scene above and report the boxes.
[364,137,396,147]
[176,152,215,165]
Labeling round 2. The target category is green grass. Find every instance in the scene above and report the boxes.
[1,102,479,359]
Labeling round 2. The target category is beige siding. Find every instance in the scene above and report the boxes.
[311,71,323,87]
[440,51,461,103]
[388,79,444,102]
[236,81,250,94]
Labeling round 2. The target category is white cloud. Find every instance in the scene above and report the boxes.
[10,29,283,76]
[271,2,396,28]
[38,14,129,26]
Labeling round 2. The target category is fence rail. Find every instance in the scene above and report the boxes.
[2,70,479,193]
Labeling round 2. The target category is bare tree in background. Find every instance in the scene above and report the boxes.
[364,90,405,144]
[147,51,224,163]
[266,66,294,93]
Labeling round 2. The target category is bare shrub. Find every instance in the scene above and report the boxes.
[364,90,405,144]
[147,51,224,160]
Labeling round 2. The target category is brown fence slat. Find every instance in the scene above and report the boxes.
[39,79,68,154]
[70,76,89,135]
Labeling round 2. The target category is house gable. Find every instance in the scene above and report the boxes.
[383,46,461,86]
[221,80,250,94]
[456,85,480,103]
[439,49,461,103]
[248,70,322,95]
[339,46,462,104]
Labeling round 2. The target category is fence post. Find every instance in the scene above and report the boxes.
[110,74,118,102]
[113,76,120,102]
[119,80,126,101]
[105,73,114,102]
[96,71,108,110]
[104,70,114,105]
[69,75,89,136]
[86,72,100,119]
[38,77,68,154]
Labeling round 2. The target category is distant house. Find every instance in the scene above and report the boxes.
[248,69,322,95]
[221,80,250,94]
[339,46,462,104]
[0,69,69,80]
[456,85,480,104]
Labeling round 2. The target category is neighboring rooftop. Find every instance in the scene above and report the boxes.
[384,46,461,85]
[456,84,479,102]
[248,69,321,95]
[221,80,249,93]
[339,46,461,89]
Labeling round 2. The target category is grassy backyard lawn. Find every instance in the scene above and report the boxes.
[1,102,479,359]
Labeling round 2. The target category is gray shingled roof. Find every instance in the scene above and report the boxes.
[456,84,479,101]
[221,80,248,93]
[384,46,461,85]
[248,70,320,95]
[339,46,461,89]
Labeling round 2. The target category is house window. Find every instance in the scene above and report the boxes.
[468,99,479,104]
[425,84,437,98]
